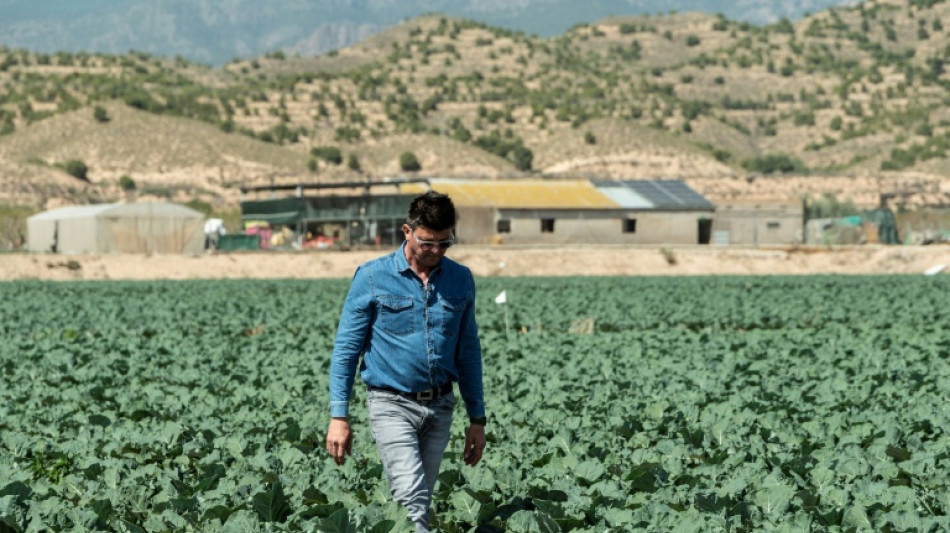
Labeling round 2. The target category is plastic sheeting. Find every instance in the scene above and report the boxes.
[28,202,205,254]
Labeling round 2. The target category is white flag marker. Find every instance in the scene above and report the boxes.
[494,290,507,304]
[924,264,946,276]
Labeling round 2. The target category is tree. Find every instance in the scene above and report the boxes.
[399,151,421,172]
[118,175,136,191]
[509,146,533,171]
[584,131,597,144]
[93,105,110,123]
[63,160,89,182]
[347,154,361,172]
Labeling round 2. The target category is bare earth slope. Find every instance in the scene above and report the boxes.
[4,245,947,281]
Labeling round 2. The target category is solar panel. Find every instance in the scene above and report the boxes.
[621,180,715,210]
[591,180,714,210]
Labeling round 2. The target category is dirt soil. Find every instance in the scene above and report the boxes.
[4,245,948,281]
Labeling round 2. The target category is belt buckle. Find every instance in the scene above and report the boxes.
[416,389,434,401]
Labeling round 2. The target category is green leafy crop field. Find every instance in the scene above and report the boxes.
[1,276,948,532]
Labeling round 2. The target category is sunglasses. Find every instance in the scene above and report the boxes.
[411,229,455,251]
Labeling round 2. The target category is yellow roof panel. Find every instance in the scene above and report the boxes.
[402,180,618,209]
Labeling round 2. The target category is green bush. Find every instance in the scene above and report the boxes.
[310,146,343,165]
[334,126,361,143]
[118,175,136,191]
[741,154,806,174]
[399,151,421,172]
[347,154,361,172]
[793,111,816,126]
[63,160,89,181]
[93,105,110,123]
[509,146,533,171]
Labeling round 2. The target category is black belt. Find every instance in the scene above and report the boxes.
[369,382,453,401]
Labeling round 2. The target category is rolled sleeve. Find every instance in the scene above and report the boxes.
[329,265,373,417]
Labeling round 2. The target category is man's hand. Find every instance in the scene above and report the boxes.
[463,424,486,466]
[326,417,352,466]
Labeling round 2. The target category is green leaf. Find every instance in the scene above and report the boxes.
[252,481,290,523]
[843,505,873,529]
[0,483,31,506]
[451,489,481,523]
[535,512,561,533]
[222,510,261,533]
[602,508,634,528]
[505,510,562,533]
[88,414,111,427]
[303,486,330,505]
[113,518,147,533]
[316,508,354,533]
[506,510,536,532]
[532,500,564,519]
[753,473,794,518]
[574,460,605,484]
[0,495,26,533]
[367,520,395,533]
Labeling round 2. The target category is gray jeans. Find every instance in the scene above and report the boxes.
[367,389,455,533]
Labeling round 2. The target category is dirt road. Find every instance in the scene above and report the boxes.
[3,245,947,281]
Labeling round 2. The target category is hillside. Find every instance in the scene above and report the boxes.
[0,0,855,66]
[2,0,950,233]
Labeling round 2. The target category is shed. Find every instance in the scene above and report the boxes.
[27,202,205,254]
[712,199,804,245]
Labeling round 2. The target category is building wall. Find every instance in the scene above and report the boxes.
[456,207,496,244]
[712,203,803,245]
[28,216,97,253]
[99,216,205,254]
[489,209,712,245]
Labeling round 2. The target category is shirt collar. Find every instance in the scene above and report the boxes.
[394,241,413,273]
[393,241,444,275]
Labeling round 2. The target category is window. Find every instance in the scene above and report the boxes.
[623,218,637,233]
[540,218,555,233]
[767,221,781,229]
[496,219,511,233]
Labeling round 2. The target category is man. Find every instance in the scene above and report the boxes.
[326,191,487,532]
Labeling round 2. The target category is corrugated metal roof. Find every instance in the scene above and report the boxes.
[404,179,619,209]
[596,187,653,209]
[592,180,715,210]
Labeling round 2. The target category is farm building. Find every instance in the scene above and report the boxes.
[712,199,805,246]
[239,178,717,247]
[401,179,716,245]
[27,202,205,254]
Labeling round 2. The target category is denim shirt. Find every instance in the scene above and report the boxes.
[329,243,485,419]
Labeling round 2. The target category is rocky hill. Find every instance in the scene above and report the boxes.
[1,0,950,240]
[0,0,854,65]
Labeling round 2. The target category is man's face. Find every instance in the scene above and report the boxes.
[403,224,454,269]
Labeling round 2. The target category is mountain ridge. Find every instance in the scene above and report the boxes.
[0,0,857,65]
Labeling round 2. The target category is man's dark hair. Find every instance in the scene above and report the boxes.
[407,191,456,231]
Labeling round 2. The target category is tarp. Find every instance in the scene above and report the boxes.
[27,202,205,254]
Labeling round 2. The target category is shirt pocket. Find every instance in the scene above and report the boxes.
[378,295,414,335]
[440,296,464,333]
